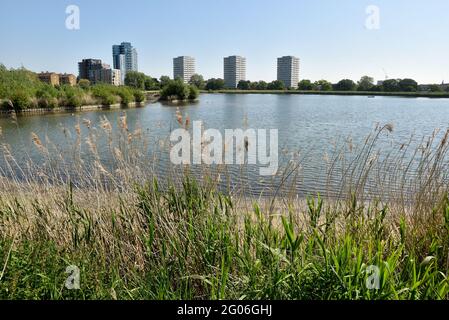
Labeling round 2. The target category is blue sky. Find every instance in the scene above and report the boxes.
[1,0,449,83]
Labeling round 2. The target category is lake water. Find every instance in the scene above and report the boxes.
[1,93,449,196]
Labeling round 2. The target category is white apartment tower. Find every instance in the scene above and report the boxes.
[277,56,300,89]
[224,56,246,89]
[173,56,196,83]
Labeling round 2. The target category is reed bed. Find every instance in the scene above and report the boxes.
[0,112,448,300]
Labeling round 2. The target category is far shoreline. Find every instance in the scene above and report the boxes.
[201,89,449,99]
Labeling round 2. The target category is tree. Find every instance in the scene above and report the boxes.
[188,85,200,100]
[267,80,285,90]
[298,79,313,90]
[429,84,443,92]
[368,85,383,92]
[248,82,258,90]
[313,80,333,91]
[255,81,268,90]
[78,79,90,90]
[160,79,197,101]
[159,76,171,88]
[237,80,251,90]
[189,74,205,90]
[382,79,400,92]
[357,76,374,91]
[144,76,160,90]
[335,79,356,91]
[125,71,146,90]
[205,78,225,91]
[399,78,418,92]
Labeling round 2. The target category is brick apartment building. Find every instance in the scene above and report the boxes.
[59,73,77,86]
[38,72,60,86]
[38,72,77,86]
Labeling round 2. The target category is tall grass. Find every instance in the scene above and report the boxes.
[0,113,448,300]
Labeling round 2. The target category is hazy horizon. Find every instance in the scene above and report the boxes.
[1,0,449,84]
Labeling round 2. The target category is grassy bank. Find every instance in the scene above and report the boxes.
[1,178,448,300]
[0,115,449,300]
[203,89,449,98]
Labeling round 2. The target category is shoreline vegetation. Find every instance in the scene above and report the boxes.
[0,66,198,117]
[202,89,449,98]
[159,78,199,102]
[0,101,151,116]
[199,75,449,98]
[0,66,147,113]
[0,113,448,299]
[122,70,200,102]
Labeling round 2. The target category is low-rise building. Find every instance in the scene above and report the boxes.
[59,73,77,86]
[38,72,60,86]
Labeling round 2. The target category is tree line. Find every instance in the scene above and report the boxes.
[125,71,446,93]
[123,71,199,101]
[320,76,423,93]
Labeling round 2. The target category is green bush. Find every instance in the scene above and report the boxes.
[56,85,84,108]
[48,97,59,109]
[102,93,117,106]
[205,78,225,90]
[0,66,40,100]
[91,85,118,106]
[133,90,145,103]
[78,79,90,90]
[62,85,84,98]
[36,86,60,108]
[66,94,82,108]
[36,84,58,99]
[188,85,200,100]
[10,90,30,110]
[117,88,134,104]
[38,97,58,109]
[160,79,197,101]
